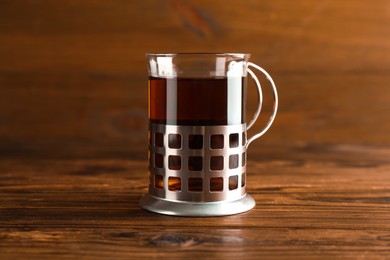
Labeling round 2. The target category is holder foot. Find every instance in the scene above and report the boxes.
[139,194,255,217]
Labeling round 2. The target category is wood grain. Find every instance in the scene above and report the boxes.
[1,144,389,258]
[0,0,389,258]
[0,0,389,151]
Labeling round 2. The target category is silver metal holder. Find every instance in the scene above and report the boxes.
[140,123,255,216]
[140,193,255,217]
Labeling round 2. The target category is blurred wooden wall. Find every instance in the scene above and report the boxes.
[0,0,389,158]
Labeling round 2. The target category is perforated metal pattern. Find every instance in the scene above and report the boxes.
[148,123,247,203]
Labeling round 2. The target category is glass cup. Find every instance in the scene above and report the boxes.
[140,53,278,216]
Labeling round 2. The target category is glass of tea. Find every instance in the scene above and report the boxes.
[140,53,278,216]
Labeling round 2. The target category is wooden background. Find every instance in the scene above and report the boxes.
[1,0,390,258]
[1,0,389,157]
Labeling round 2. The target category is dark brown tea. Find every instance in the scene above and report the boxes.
[149,76,246,125]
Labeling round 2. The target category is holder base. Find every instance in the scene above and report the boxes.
[139,194,255,217]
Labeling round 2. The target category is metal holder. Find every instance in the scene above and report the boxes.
[139,123,255,216]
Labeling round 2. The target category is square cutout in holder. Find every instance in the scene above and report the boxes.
[229,175,238,190]
[210,134,224,149]
[154,153,164,168]
[168,177,181,191]
[210,156,224,171]
[188,178,203,192]
[229,154,239,169]
[155,174,164,189]
[169,134,181,149]
[229,133,239,148]
[188,156,203,171]
[241,173,246,187]
[168,155,181,170]
[210,177,223,192]
[189,135,203,149]
[155,132,164,147]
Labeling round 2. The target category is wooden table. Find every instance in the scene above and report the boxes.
[1,0,390,259]
[1,143,389,258]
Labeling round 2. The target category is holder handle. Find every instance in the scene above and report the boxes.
[246,62,279,148]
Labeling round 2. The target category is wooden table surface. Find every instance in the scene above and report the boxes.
[1,0,390,259]
[1,145,390,259]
